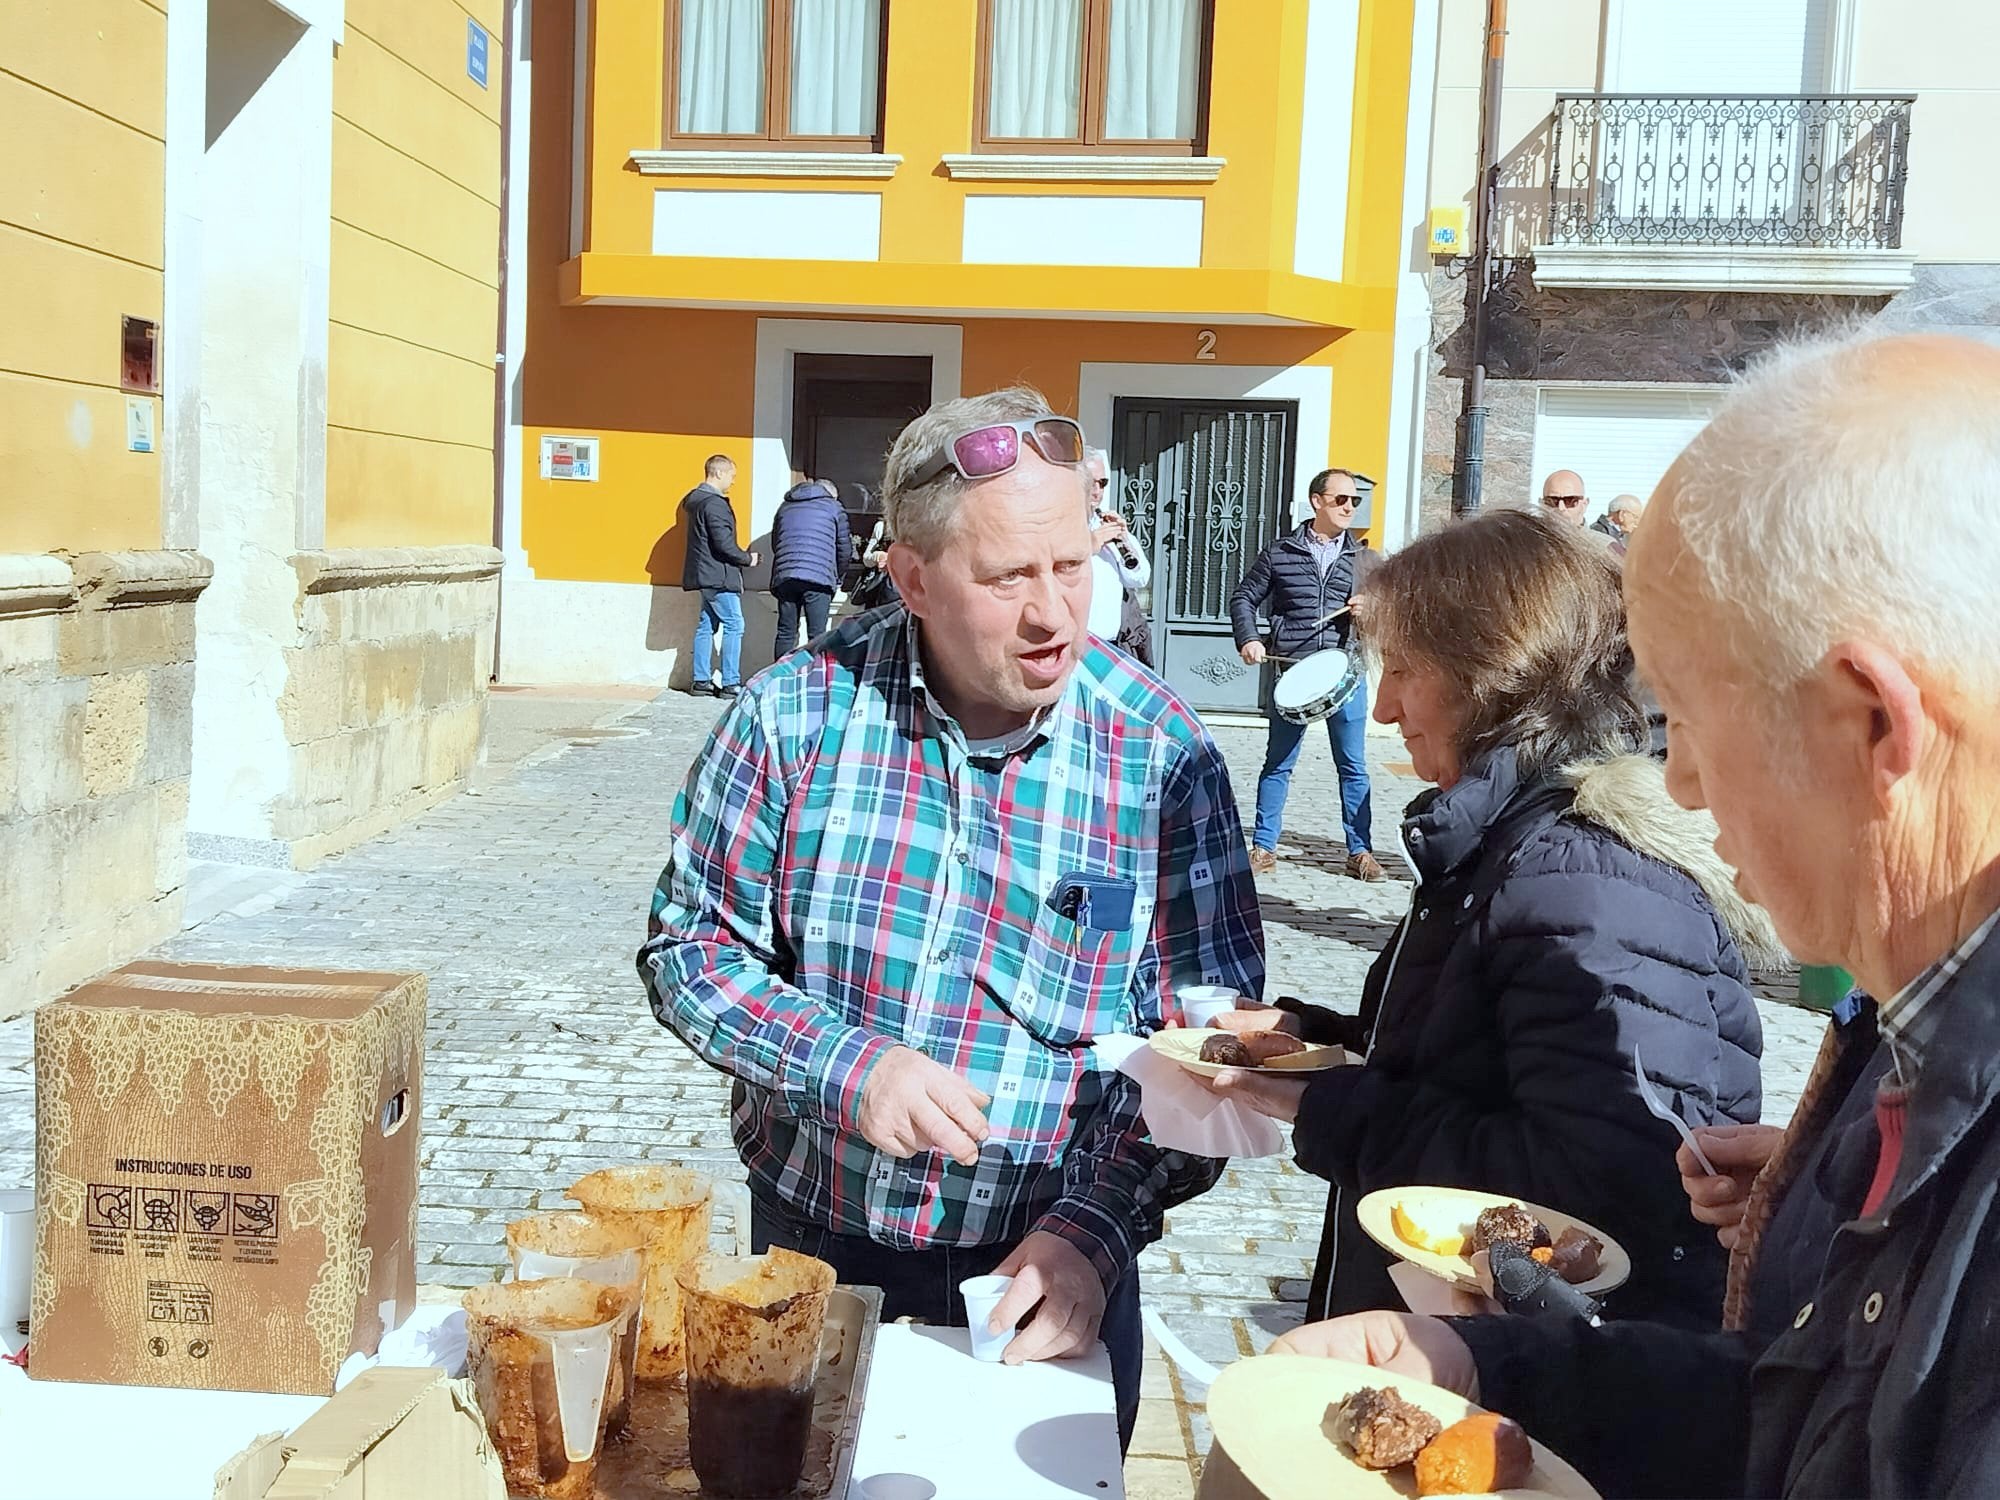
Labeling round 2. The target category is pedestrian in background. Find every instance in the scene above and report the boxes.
[1591,494,1645,553]
[679,454,757,697]
[769,479,852,657]
[1083,448,1153,665]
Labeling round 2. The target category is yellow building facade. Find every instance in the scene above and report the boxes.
[1,0,503,1015]
[502,0,1441,710]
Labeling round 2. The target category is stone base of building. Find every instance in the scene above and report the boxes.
[0,551,212,1020]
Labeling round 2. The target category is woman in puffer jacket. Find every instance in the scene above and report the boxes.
[1208,509,1779,1329]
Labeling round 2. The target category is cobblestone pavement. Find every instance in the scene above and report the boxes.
[0,687,1822,1496]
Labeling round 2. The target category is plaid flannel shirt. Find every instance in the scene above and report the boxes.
[639,609,1265,1287]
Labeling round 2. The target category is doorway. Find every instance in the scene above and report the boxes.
[1110,397,1298,715]
[790,353,931,569]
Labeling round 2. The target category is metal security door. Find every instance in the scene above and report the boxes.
[1111,398,1298,714]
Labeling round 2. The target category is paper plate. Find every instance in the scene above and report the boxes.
[1354,1187,1630,1299]
[1148,1028,1351,1080]
[1201,1354,1599,1500]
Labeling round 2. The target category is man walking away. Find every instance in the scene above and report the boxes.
[680,454,757,697]
[769,480,852,657]
[1231,468,1383,881]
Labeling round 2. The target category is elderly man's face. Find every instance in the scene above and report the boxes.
[1626,497,1867,964]
[891,449,1094,735]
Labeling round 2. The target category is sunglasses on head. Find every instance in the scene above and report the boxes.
[1542,494,1587,508]
[907,416,1086,490]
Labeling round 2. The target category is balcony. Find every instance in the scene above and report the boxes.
[1533,94,1918,295]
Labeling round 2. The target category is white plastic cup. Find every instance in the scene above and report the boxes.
[1178,986,1243,1030]
[959,1274,1016,1362]
[1,1187,34,1337]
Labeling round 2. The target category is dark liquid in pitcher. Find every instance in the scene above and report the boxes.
[686,1379,815,1497]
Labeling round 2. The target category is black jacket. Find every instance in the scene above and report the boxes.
[679,483,754,592]
[1288,748,1770,1328]
[1456,951,2000,1500]
[1230,524,1376,658]
[770,488,853,590]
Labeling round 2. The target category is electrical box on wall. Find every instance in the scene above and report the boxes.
[540,435,600,481]
[1428,206,1468,257]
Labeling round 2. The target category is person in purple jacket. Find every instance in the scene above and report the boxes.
[768,480,854,658]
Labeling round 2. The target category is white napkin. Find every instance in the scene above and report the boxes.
[334,1301,470,1390]
[1387,1261,1500,1317]
[1093,1034,1285,1158]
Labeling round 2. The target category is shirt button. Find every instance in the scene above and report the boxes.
[1794,1301,1815,1329]
[1863,1292,1885,1324]
[932,949,951,964]
[1417,909,1429,921]
[955,848,970,864]
[1462,894,1476,909]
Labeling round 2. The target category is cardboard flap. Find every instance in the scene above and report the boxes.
[212,1432,289,1500]
[271,1367,442,1485]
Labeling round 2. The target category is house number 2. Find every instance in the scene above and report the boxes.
[1195,329,1217,361]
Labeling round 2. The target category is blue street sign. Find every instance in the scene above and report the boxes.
[467,19,489,89]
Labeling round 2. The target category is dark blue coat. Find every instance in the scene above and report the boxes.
[1288,747,1767,1329]
[679,483,754,592]
[770,488,854,591]
[1230,523,1374,658]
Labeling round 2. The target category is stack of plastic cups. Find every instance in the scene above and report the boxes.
[505,1210,646,1434]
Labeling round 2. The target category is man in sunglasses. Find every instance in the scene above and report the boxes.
[1230,469,1385,882]
[641,386,1264,1451]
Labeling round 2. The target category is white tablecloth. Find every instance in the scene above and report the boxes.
[0,1322,1126,1500]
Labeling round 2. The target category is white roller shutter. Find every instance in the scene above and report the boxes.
[1529,387,1727,513]
[1610,0,1832,93]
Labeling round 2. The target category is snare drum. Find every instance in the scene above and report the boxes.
[1272,647,1362,726]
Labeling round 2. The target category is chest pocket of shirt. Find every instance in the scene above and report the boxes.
[994,908,1142,1049]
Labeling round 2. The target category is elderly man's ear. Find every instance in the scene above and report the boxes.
[1822,639,1928,802]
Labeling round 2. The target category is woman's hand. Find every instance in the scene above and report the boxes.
[1202,1066,1309,1123]
[1269,1312,1480,1400]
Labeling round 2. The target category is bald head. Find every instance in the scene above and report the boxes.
[1631,331,2000,698]
[1539,470,1588,525]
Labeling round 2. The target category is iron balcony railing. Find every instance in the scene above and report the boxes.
[1548,93,1915,251]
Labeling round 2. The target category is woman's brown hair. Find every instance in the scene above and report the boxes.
[1361,509,1646,777]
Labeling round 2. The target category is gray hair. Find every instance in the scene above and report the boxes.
[883,386,1087,557]
[1665,326,2000,695]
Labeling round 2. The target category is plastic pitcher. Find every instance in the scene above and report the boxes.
[505,1211,645,1434]
[462,1278,629,1500]
[678,1249,838,1500]
[568,1164,747,1381]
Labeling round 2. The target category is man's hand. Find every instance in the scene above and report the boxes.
[1240,642,1267,666]
[1269,1312,1479,1400]
[988,1232,1107,1365]
[749,550,761,567]
[1681,1123,1785,1249]
[1096,517,1131,548]
[1201,1066,1309,1123]
[856,1046,991,1165]
[1208,1003,1303,1038]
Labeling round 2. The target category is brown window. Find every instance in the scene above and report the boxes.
[665,0,887,150]
[976,0,1212,154]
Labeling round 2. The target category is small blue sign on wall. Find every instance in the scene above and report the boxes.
[467,19,489,89]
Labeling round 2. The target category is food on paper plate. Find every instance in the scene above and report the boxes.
[1531,1224,1606,1285]
[1412,1411,1534,1495]
[1472,1202,1553,1254]
[1389,1200,1473,1258]
[1197,1031,1310,1067]
[1329,1386,1443,1470]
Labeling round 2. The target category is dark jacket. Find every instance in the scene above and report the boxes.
[1230,524,1378,658]
[679,483,754,592]
[1455,952,2000,1500]
[1288,748,1774,1328]
[770,485,853,591]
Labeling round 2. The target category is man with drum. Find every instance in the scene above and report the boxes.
[1230,469,1384,881]
[640,386,1265,1450]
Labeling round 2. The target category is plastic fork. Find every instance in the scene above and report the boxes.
[1632,1044,1717,1176]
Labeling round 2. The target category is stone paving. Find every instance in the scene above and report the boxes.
[0,686,1824,1498]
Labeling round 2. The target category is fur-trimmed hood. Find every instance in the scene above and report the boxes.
[1562,755,1789,968]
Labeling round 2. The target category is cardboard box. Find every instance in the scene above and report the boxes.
[31,962,425,1395]
[213,1367,506,1500]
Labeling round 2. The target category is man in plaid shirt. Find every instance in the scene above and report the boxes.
[640,387,1263,1445]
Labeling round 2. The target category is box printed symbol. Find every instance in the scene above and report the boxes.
[87,1184,132,1229]
[148,1336,168,1358]
[189,1339,210,1359]
[188,1191,229,1234]
[140,1188,180,1232]
[231,1193,279,1239]
[147,1280,214,1324]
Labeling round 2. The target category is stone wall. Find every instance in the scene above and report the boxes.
[269,547,501,869]
[1416,262,2000,533]
[0,551,211,1019]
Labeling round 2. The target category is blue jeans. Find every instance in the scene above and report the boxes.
[1254,678,1373,854]
[753,1192,1144,1453]
[692,587,744,687]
